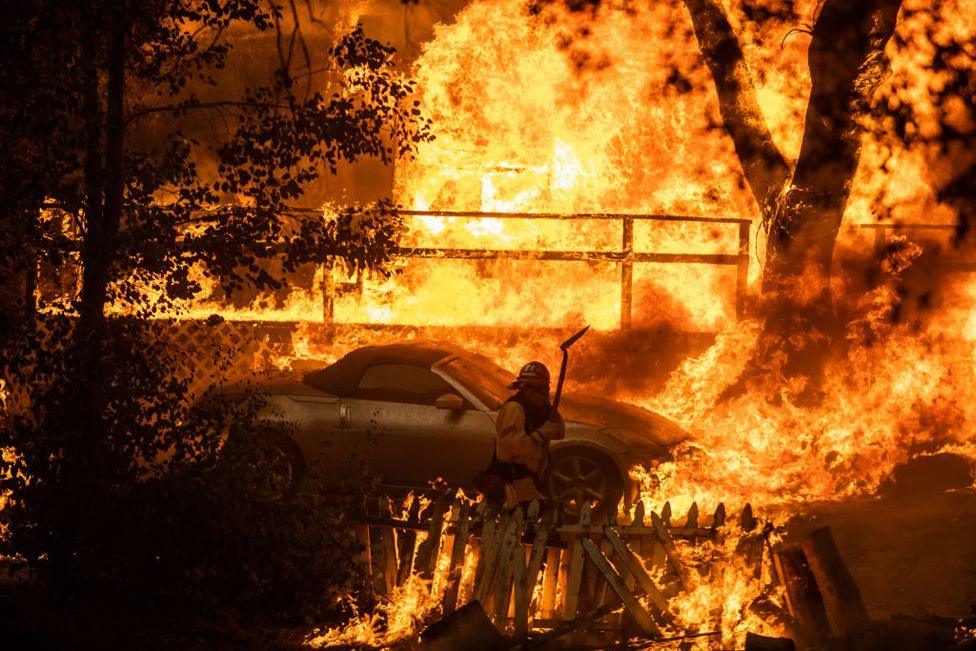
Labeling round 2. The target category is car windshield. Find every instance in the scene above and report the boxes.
[439,353,513,410]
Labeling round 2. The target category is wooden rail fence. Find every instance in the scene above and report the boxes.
[857,222,976,271]
[323,210,752,328]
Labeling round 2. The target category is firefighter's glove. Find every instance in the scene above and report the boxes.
[536,417,565,441]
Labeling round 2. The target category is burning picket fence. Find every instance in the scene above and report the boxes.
[309,495,792,649]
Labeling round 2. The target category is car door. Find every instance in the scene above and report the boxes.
[274,393,364,477]
[343,363,496,488]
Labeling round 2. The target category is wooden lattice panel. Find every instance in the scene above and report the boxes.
[152,320,279,398]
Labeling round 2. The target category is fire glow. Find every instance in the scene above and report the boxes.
[170,0,974,645]
[263,0,976,510]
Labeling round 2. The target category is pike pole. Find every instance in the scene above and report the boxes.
[550,325,589,420]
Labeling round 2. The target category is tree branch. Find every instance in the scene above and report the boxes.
[125,100,295,126]
[681,0,791,213]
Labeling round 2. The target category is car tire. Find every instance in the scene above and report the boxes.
[268,434,307,487]
[224,428,307,502]
[545,448,622,522]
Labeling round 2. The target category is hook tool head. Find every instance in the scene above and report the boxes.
[560,325,590,351]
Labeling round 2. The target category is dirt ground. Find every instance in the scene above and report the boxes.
[782,489,976,620]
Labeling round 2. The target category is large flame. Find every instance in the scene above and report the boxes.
[139,0,976,644]
[345,0,771,332]
[321,0,976,506]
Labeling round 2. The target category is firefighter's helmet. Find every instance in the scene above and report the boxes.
[509,361,551,389]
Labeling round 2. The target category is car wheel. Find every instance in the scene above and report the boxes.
[546,448,622,522]
[266,436,306,489]
[224,429,306,503]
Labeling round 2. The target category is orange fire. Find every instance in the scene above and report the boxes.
[150,0,974,645]
[273,0,976,508]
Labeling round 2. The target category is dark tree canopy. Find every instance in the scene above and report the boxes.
[0,0,430,612]
[0,0,431,331]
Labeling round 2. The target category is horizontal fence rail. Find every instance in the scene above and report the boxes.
[397,209,751,224]
[325,210,752,329]
[39,204,750,332]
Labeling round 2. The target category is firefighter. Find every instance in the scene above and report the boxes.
[475,361,565,509]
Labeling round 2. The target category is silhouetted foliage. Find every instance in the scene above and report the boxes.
[2,319,365,626]
[0,0,427,632]
[867,3,976,241]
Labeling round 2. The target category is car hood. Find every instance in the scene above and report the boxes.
[559,394,688,450]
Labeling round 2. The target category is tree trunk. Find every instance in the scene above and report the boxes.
[756,0,902,391]
[76,0,125,377]
[682,0,903,394]
[0,212,36,339]
[78,1,125,345]
[48,2,126,589]
[763,0,902,287]
[682,0,791,212]
[43,2,127,586]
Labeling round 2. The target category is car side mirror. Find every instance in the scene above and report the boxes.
[435,393,465,410]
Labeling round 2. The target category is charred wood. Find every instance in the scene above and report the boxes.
[799,527,869,636]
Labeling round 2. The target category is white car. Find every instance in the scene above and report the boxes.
[249,342,688,516]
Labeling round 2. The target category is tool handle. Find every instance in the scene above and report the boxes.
[550,348,569,419]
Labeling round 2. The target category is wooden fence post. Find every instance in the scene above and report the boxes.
[740,503,757,531]
[561,503,590,621]
[416,496,448,579]
[772,548,832,640]
[539,547,561,620]
[736,220,750,319]
[799,527,868,636]
[685,502,699,531]
[621,503,642,594]
[621,215,634,330]
[474,508,512,609]
[515,503,555,637]
[711,503,726,531]
[442,500,473,615]
[603,525,670,620]
[581,537,660,636]
[472,502,498,596]
[396,498,422,587]
[730,503,763,581]
[377,496,398,596]
[651,510,691,591]
[493,507,525,626]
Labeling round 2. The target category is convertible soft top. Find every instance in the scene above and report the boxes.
[303,342,459,396]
